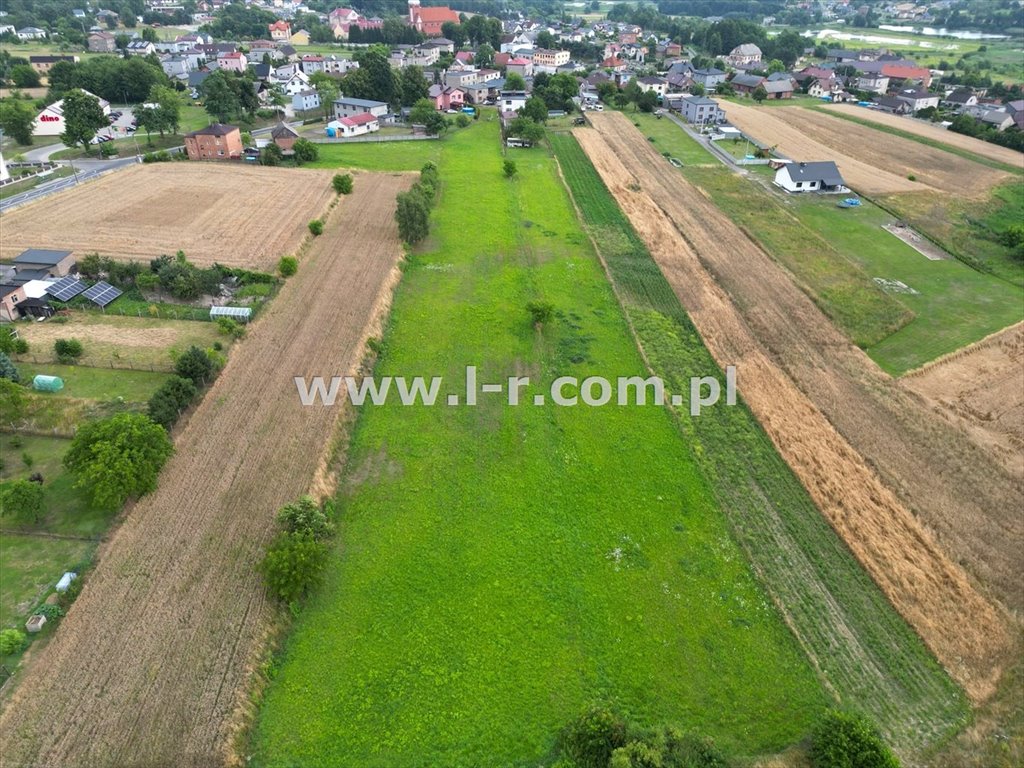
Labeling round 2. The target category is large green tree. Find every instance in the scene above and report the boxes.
[64,412,174,509]
[0,97,36,145]
[200,70,241,123]
[309,71,339,121]
[60,89,108,154]
[398,65,429,106]
[0,480,44,525]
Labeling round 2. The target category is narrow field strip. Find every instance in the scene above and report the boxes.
[0,173,412,767]
[550,131,969,753]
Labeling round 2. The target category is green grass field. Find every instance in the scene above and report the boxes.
[16,363,169,401]
[254,116,830,766]
[549,132,968,753]
[306,137,443,171]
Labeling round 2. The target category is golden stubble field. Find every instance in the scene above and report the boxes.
[577,111,1021,705]
[0,172,413,767]
[0,163,337,270]
[720,101,1014,197]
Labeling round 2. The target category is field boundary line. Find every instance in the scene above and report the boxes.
[900,319,1024,379]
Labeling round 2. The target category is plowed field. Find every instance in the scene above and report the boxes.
[0,172,411,767]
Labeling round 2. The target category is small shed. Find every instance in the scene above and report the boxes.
[56,572,77,592]
[32,374,64,392]
[210,306,252,323]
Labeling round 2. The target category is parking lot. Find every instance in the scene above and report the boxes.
[91,107,137,144]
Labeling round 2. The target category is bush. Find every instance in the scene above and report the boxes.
[54,338,84,363]
[332,173,354,195]
[561,707,627,768]
[259,532,330,603]
[278,255,298,277]
[215,316,246,339]
[308,219,324,236]
[35,604,64,621]
[13,338,29,354]
[526,300,554,326]
[276,496,335,540]
[811,711,900,768]
[0,629,27,655]
[292,138,319,163]
[99,141,117,157]
[0,479,44,524]
[174,346,215,386]
[456,113,471,128]
[907,174,916,181]
[0,351,19,382]
[146,375,197,429]
[503,159,517,178]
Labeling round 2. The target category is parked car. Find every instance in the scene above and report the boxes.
[573,116,586,126]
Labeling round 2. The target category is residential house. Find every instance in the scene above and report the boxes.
[327,112,379,137]
[532,48,570,73]
[856,74,889,94]
[774,161,848,193]
[268,20,292,41]
[942,88,977,110]
[16,27,47,40]
[250,40,280,60]
[602,56,627,72]
[879,63,931,87]
[676,94,724,125]
[218,51,247,72]
[323,55,358,76]
[428,84,465,110]
[731,73,765,95]
[807,78,834,98]
[126,40,156,56]
[290,29,310,46]
[461,79,505,105]
[896,86,939,113]
[499,90,528,112]
[88,32,117,52]
[454,51,474,65]
[328,7,360,25]
[873,95,910,114]
[29,55,78,74]
[979,110,1013,131]
[500,32,533,54]
[0,284,27,323]
[11,249,76,277]
[161,55,191,79]
[280,70,311,95]
[184,123,243,160]
[270,122,300,153]
[691,68,727,90]
[636,76,667,99]
[445,69,481,88]
[407,0,459,37]
[292,89,321,113]
[726,43,762,68]
[278,45,298,62]
[333,96,389,120]
[300,54,324,74]
[506,57,533,78]
[422,37,455,54]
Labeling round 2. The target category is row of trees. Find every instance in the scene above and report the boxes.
[395,162,440,244]
[48,55,170,104]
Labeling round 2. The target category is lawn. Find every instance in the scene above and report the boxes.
[791,194,1024,374]
[626,112,716,165]
[305,137,443,171]
[15,363,170,402]
[549,132,968,753]
[0,167,75,201]
[254,116,828,765]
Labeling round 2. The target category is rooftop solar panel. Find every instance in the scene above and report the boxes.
[82,281,123,307]
[46,276,87,302]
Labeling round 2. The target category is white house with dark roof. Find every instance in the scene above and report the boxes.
[774,161,848,194]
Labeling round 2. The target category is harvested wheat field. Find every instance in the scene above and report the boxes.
[720,102,1012,197]
[578,111,1022,703]
[821,103,1024,168]
[0,164,336,270]
[903,323,1024,479]
[0,172,412,768]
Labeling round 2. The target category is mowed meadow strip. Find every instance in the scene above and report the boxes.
[0,174,412,767]
[0,164,337,270]
[253,117,827,765]
[550,131,969,753]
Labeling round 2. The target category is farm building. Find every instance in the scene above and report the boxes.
[726,43,762,67]
[12,249,75,277]
[326,113,380,138]
[271,123,300,153]
[774,161,848,194]
[184,124,243,161]
[333,96,389,121]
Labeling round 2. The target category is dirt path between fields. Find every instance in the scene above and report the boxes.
[579,112,1020,703]
[0,173,412,768]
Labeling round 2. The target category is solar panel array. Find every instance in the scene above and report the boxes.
[46,276,87,302]
[82,281,123,308]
